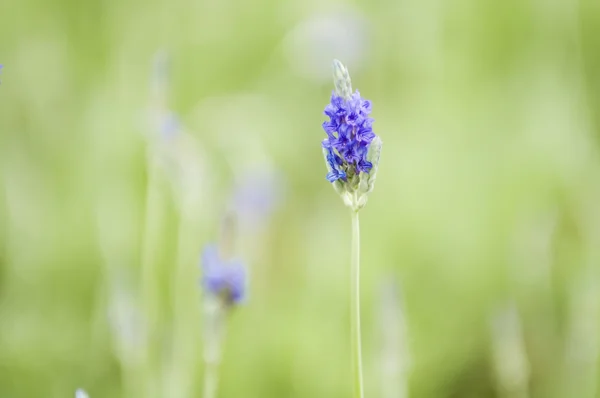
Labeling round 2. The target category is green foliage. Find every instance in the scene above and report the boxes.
[1,0,600,397]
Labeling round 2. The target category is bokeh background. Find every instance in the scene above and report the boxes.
[2,0,600,397]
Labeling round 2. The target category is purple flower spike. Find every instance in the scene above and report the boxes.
[201,245,246,304]
[321,89,377,180]
[322,60,382,210]
[321,62,379,189]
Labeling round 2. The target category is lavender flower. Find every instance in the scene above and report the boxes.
[230,169,284,228]
[201,217,248,398]
[321,60,383,398]
[322,60,381,210]
[201,244,246,305]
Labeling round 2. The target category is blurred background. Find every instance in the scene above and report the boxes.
[1,0,600,397]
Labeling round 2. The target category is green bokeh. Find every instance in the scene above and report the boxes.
[1,0,600,397]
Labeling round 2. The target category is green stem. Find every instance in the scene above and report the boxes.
[203,360,219,398]
[169,212,198,398]
[351,209,364,398]
[141,162,164,398]
[203,299,226,398]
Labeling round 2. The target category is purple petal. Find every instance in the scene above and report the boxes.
[357,159,373,173]
[361,100,372,114]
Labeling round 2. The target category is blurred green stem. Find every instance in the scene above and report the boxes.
[141,162,164,398]
[169,212,198,398]
[203,298,226,398]
[203,359,219,398]
[351,208,364,398]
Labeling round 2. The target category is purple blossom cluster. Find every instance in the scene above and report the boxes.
[322,90,377,182]
[201,245,246,304]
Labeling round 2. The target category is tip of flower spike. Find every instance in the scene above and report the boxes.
[218,212,238,259]
[332,59,344,72]
[332,59,352,99]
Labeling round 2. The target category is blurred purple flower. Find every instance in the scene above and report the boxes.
[231,170,284,226]
[159,111,180,140]
[201,245,246,304]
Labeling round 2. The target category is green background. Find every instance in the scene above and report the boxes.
[1,0,600,397]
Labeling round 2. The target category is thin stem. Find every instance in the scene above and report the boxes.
[141,162,164,398]
[203,298,226,398]
[203,360,219,398]
[169,211,198,398]
[351,209,364,398]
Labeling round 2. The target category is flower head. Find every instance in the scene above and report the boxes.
[322,60,382,210]
[231,169,284,228]
[201,244,246,305]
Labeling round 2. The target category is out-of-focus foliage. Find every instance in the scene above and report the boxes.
[1,0,600,397]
